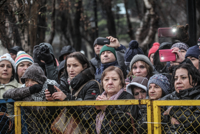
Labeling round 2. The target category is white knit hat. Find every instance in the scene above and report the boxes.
[0,53,16,72]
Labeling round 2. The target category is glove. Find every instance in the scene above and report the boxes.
[29,84,43,94]
[39,51,54,65]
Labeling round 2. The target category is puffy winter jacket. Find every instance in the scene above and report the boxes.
[80,91,139,134]
[161,85,200,134]
[59,66,101,101]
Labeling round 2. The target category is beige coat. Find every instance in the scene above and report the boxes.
[0,79,22,115]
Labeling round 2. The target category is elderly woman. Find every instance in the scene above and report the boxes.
[81,66,138,134]
[14,51,34,84]
[161,63,200,133]
[45,52,101,101]
[0,53,22,115]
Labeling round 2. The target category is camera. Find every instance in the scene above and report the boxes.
[40,44,49,53]
[96,38,110,45]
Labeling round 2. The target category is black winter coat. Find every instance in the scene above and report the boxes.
[59,66,101,101]
[161,85,200,134]
[80,91,139,134]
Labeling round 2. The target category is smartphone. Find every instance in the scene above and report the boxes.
[159,49,176,62]
[47,84,55,95]
[97,38,110,45]
[158,27,177,38]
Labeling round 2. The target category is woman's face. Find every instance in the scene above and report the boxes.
[103,71,122,97]
[0,60,13,82]
[132,87,146,99]
[187,56,199,69]
[148,83,163,100]
[132,61,148,77]
[179,48,187,58]
[66,57,84,80]
[25,78,38,87]
[150,53,154,65]
[17,61,32,78]
[174,68,193,93]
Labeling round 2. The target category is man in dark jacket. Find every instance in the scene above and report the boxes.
[91,36,126,72]
[58,45,76,62]
[8,46,24,60]
[95,44,127,82]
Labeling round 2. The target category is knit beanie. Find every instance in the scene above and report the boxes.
[124,40,144,65]
[148,74,170,95]
[0,53,16,72]
[148,42,160,58]
[21,63,47,85]
[185,45,200,59]
[129,54,153,71]
[171,42,189,51]
[15,51,34,70]
[99,45,117,59]
[126,77,148,95]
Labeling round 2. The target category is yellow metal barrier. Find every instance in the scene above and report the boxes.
[14,99,152,134]
[153,100,200,134]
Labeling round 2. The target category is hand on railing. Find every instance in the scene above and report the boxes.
[95,95,108,111]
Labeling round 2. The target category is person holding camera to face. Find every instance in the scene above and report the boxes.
[94,36,127,82]
[33,42,59,82]
[91,36,127,75]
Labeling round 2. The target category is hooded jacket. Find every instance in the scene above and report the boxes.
[58,46,75,61]
[161,85,200,134]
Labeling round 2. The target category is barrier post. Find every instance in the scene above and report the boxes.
[153,101,161,134]
[14,102,21,134]
[146,100,152,134]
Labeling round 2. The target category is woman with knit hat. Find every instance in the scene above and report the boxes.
[126,54,154,84]
[148,74,171,100]
[15,51,34,84]
[185,45,200,70]
[0,53,22,115]
[148,42,160,65]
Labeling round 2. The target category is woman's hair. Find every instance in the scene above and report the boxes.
[101,66,125,88]
[127,61,153,78]
[172,63,200,88]
[64,52,90,72]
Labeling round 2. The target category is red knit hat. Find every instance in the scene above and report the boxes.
[148,42,160,58]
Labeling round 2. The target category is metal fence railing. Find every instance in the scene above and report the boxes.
[0,99,15,134]
[153,100,200,134]
[12,100,200,134]
[14,100,152,134]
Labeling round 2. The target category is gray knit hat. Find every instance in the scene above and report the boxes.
[148,74,170,95]
[126,77,148,95]
[21,63,47,85]
[0,53,16,72]
[129,54,154,71]
[171,42,189,51]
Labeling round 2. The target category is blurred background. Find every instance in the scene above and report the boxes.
[0,0,199,59]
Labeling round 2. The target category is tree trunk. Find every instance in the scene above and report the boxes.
[124,0,134,40]
[135,0,159,55]
[48,0,56,45]
[100,0,116,37]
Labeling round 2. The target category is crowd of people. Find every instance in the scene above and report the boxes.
[1,35,200,133]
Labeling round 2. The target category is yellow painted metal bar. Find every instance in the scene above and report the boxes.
[14,104,21,134]
[146,100,152,134]
[153,101,161,134]
[153,100,200,106]
[14,99,149,107]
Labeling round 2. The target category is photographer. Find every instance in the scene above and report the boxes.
[33,42,59,82]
